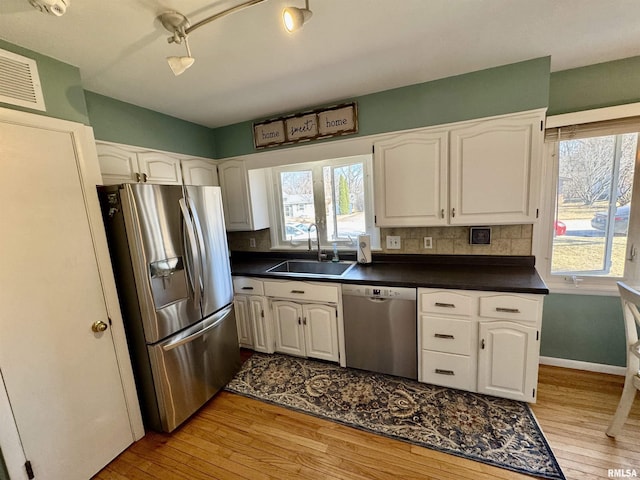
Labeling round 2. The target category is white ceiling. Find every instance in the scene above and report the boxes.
[1,0,640,128]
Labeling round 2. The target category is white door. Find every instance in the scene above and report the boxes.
[249,296,274,354]
[477,321,539,402]
[234,296,254,348]
[182,159,219,186]
[373,130,448,227]
[137,151,183,185]
[449,113,542,225]
[0,118,136,479]
[303,304,339,362]
[272,301,306,357]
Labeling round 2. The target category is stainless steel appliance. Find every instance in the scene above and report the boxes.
[342,284,417,379]
[98,183,240,432]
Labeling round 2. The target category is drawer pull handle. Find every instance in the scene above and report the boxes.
[435,369,455,376]
[434,333,455,339]
[435,302,455,308]
[241,286,254,290]
[496,307,520,313]
[291,290,305,294]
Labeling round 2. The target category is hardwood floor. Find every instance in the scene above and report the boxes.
[94,364,640,480]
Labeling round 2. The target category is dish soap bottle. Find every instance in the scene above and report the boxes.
[332,242,339,262]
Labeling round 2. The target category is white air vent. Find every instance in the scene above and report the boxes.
[0,48,46,111]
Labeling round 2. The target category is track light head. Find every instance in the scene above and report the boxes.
[283,0,312,33]
[167,56,195,76]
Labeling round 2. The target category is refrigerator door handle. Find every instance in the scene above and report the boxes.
[179,198,202,309]
[161,305,232,351]
[186,196,208,286]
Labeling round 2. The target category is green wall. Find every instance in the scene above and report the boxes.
[549,55,640,115]
[0,39,89,124]
[541,294,626,366]
[213,57,551,158]
[85,91,216,158]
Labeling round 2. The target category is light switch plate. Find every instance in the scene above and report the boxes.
[249,238,256,248]
[386,235,401,249]
[424,237,433,249]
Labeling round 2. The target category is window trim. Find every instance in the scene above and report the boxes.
[267,154,379,251]
[533,104,640,295]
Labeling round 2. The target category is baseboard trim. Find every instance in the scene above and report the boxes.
[539,356,625,376]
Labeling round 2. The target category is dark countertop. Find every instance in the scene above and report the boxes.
[230,252,549,295]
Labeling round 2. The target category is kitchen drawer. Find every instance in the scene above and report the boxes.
[264,279,339,303]
[233,277,264,296]
[420,350,476,391]
[420,315,473,355]
[419,290,474,316]
[479,294,540,323]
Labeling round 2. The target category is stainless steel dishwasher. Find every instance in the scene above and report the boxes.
[342,284,417,380]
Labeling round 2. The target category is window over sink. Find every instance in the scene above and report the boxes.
[268,154,379,250]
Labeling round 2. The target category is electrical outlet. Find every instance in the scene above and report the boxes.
[249,238,256,248]
[386,235,401,249]
[424,237,433,249]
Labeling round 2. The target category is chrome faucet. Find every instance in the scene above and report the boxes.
[307,223,324,261]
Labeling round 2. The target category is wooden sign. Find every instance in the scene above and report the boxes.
[253,102,357,149]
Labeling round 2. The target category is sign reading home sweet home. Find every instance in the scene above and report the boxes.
[253,102,357,149]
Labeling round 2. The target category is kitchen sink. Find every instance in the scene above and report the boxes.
[266,259,356,277]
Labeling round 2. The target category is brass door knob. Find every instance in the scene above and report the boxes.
[91,320,108,333]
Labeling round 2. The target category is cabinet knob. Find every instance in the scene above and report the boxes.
[451,207,456,218]
[440,208,445,219]
[135,172,141,182]
[298,317,301,325]
[481,338,485,349]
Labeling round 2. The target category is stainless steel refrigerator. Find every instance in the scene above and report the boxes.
[98,183,240,432]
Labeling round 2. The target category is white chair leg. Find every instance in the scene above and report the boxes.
[606,375,638,438]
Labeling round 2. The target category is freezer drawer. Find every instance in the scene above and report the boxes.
[147,304,240,432]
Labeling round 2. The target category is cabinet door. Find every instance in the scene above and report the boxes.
[449,113,542,225]
[137,152,182,185]
[218,160,252,231]
[249,296,274,354]
[374,131,448,227]
[233,296,253,348]
[96,144,138,184]
[303,304,339,362]
[477,321,539,402]
[272,301,306,357]
[182,159,219,186]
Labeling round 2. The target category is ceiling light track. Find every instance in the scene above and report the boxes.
[159,0,313,76]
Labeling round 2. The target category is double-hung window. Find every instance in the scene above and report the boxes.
[537,110,640,293]
[269,154,379,250]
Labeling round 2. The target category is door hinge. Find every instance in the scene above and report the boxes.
[108,317,113,326]
[25,460,34,479]
[533,388,536,398]
[261,309,264,318]
[372,145,375,154]
[335,309,338,318]
[536,330,539,341]
[536,208,539,218]
[540,120,544,131]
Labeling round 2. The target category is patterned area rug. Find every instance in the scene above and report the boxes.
[225,353,565,480]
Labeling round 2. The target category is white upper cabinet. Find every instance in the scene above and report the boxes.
[449,113,542,225]
[136,152,182,185]
[181,159,219,186]
[218,159,269,231]
[373,110,544,227]
[96,143,218,186]
[374,130,448,227]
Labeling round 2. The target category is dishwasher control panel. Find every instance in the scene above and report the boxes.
[342,284,416,301]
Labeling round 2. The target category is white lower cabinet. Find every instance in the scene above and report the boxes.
[266,279,342,363]
[418,287,543,402]
[272,301,340,362]
[233,277,274,353]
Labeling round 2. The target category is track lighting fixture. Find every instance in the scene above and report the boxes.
[283,0,313,33]
[159,0,313,76]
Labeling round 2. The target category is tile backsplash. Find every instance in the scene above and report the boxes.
[228,225,532,256]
